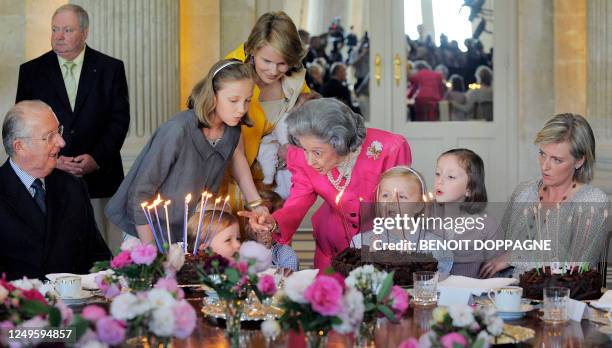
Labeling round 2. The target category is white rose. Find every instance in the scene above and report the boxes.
[447,304,475,327]
[11,277,42,291]
[0,285,8,302]
[261,319,281,339]
[120,237,142,251]
[284,270,317,303]
[165,243,185,272]
[148,288,176,309]
[239,241,272,273]
[332,288,365,334]
[149,307,175,337]
[476,330,492,348]
[110,293,139,320]
[485,316,504,336]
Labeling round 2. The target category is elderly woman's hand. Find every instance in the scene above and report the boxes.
[238,208,276,234]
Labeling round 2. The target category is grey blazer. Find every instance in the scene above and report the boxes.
[105,110,240,240]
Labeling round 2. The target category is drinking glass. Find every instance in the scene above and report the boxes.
[543,287,570,323]
[413,271,438,306]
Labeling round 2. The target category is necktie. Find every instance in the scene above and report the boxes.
[31,179,46,215]
[63,61,77,110]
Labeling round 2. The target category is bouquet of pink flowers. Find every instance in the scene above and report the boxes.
[0,276,73,347]
[197,241,277,302]
[400,305,503,348]
[92,239,185,295]
[74,277,196,347]
[270,269,365,343]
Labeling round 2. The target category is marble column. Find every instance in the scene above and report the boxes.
[71,0,180,170]
[587,0,612,197]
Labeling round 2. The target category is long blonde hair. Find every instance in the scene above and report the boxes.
[244,11,306,74]
[187,59,255,128]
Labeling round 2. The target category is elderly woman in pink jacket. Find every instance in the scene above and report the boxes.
[242,98,411,269]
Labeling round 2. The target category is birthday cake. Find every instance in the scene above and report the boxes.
[332,247,438,286]
[519,266,603,301]
[176,253,207,285]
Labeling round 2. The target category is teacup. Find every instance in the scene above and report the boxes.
[55,276,81,298]
[488,286,523,312]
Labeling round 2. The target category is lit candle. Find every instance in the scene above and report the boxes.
[195,191,209,251]
[335,189,353,249]
[200,197,221,254]
[152,195,167,249]
[146,203,163,253]
[428,192,434,202]
[394,189,407,242]
[211,195,230,239]
[183,193,192,253]
[164,200,172,246]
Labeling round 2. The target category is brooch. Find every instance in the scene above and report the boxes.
[366,141,383,160]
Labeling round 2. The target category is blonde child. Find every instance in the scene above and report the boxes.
[433,148,499,278]
[353,166,453,276]
[188,207,299,270]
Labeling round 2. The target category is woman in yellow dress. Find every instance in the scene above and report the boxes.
[222,11,313,213]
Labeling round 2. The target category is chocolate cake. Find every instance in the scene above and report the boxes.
[332,247,438,286]
[519,266,603,301]
[176,253,206,285]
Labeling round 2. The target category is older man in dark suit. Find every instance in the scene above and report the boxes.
[0,100,111,280]
[16,4,129,249]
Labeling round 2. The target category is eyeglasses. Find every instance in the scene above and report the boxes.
[19,125,64,146]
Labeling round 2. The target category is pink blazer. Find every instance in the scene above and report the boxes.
[272,128,412,269]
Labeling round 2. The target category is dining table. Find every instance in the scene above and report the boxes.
[157,293,612,348]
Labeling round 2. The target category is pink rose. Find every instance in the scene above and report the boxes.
[237,261,249,275]
[130,244,158,265]
[303,275,343,316]
[110,250,133,269]
[155,277,184,299]
[55,300,73,326]
[440,333,467,348]
[172,300,197,339]
[82,305,107,322]
[257,275,277,297]
[96,316,126,345]
[95,275,121,299]
[21,289,47,304]
[398,338,419,348]
[390,286,409,316]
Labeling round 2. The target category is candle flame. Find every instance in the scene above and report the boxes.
[215,197,222,204]
[335,189,345,205]
[185,193,192,203]
[224,195,230,202]
[164,200,171,207]
[359,196,363,202]
[428,192,434,200]
[422,194,428,202]
[141,202,149,209]
[154,194,162,205]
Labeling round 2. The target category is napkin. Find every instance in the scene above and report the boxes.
[46,270,112,290]
[438,275,518,295]
[590,291,612,310]
[567,298,586,322]
[438,287,473,306]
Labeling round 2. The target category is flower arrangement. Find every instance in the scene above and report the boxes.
[92,239,185,295]
[197,241,277,347]
[74,277,196,347]
[268,269,365,348]
[197,241,274,301]
[345,265,410,345]
[0,276,73,347]
[400,305,503,348]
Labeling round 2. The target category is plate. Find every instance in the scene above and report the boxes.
[493,324,535,344]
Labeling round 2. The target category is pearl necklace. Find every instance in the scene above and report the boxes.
[327,147,361,192]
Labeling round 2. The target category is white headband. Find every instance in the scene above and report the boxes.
[212,61,243,77]
[382,165,427,196]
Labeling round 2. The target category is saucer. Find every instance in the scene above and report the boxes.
[496,304,534,320]
[58,289,94,303]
